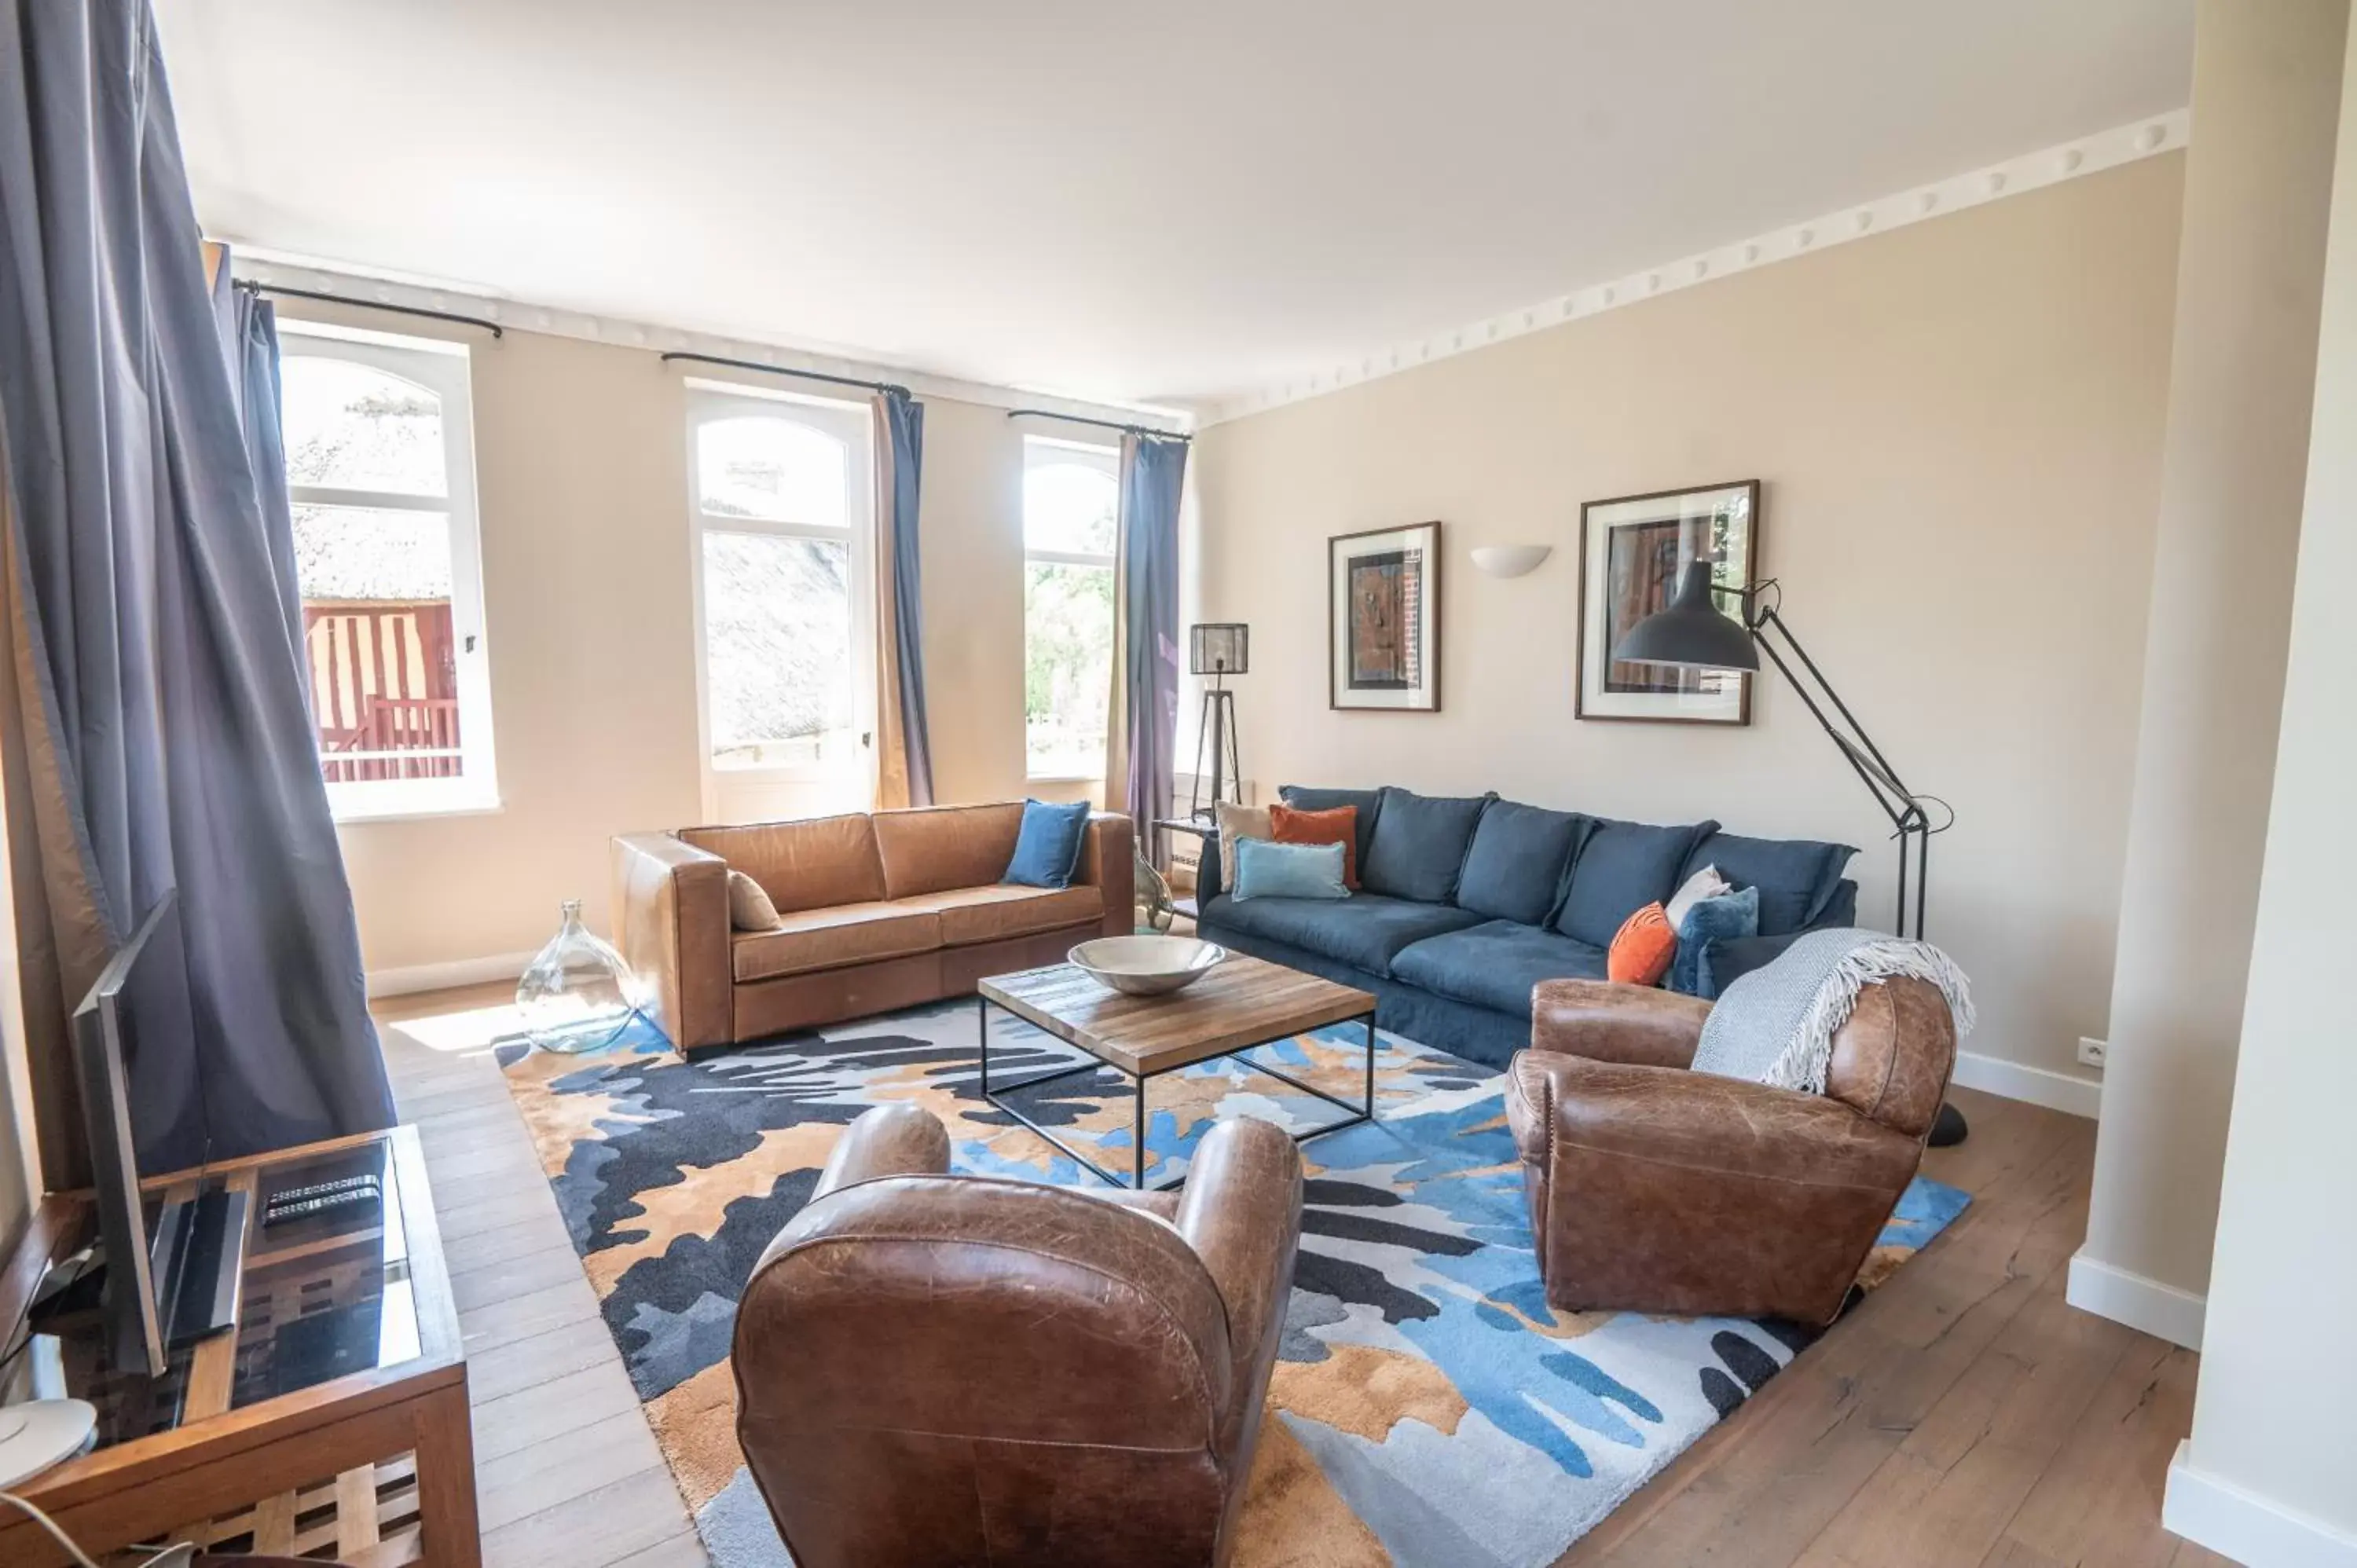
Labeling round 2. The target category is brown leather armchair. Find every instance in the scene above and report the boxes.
[732,1104,1303,1567]
[1507,976,1958,1327]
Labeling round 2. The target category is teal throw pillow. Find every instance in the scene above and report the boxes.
[1232,837,1350,902]
[1003,798,1091,889]
[1668,885,1760,995]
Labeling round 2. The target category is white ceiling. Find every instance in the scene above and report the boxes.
[156,1,2194,414]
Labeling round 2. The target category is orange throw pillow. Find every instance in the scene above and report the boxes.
[1607,903,1677,986]
[1270,803,1359,888]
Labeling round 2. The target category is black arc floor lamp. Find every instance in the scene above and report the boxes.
[1616,561,1967,1147]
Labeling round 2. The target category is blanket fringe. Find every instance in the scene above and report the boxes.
[1765,940,1978,1094]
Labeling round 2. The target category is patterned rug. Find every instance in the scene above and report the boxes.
[491,999,1969,1568]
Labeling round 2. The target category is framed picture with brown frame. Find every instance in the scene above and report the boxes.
[1576,479,1759,725]
[1329,521,1442,712]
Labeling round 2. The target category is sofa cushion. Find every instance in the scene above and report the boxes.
[1668,885,1759,995]
[1681,831,1860,936]
[1203,892,1483,975]
[1269,803,1359,887]
[1233,837,1350,901]
[892,883,1104,947]
[1391,920,1609,1017]
[1456,800,1589,925]
[1004,798,1092,889]
[1277,786,1384,866]
[1554,818,1718,947]
[680,815,887,914]
[733,903,941,982]
[1362,787,1494,904]
[872,802,1027,899]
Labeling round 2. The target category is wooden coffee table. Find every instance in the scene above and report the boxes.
[977,955,1377,1189]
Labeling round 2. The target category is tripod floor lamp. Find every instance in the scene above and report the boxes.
[1188,624,1248,819]
[1615,561,1967,1146]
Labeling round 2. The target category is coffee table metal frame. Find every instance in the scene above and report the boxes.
[977,994,1376,1191]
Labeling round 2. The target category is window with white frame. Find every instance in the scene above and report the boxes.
[1023,437,1118,780]
[279,322,497,819]
[688,386,875,782]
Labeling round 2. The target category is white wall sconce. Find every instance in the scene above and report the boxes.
[1469,544,1552,578]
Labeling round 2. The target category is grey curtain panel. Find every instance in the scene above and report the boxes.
[1118,434,1188,830]
[870,387,933,808]
[0,1,391,1175]
[214,262,306,655]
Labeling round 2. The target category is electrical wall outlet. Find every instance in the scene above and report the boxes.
[2077,1036,2108,1070]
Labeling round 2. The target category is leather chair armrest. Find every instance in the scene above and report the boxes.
[1174,1116,1303,1456]
[812,1104,951,1203]
[1076,811,1135,936]
[610,831,731,1051]
[1530,979,1711,1068]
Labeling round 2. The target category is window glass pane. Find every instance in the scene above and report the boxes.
[703,531,856,768]
[698,416,848,525]
[1023,461,1116,556]
[292,505,463,784]
[1025,562,1114,778]
[282,356,447,496]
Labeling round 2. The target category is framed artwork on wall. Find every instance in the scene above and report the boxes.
[1329,521,1442,711]
[1576,479,1759,725]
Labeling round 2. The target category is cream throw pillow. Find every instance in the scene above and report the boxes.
[728,869,783,931]
[1665,864,1732,930]
[1213,800,1272,892]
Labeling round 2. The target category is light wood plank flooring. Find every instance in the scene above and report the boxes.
[372,984,2221,1568]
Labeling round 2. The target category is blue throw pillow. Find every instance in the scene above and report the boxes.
[1362,787,1494,904]
[1232,837,1350,901]
[1457,800,1592,925]
[1003,799,1091,889]
[1668,885,1760,995]
[1553,818,1719,947]
[1680,832,1859,936]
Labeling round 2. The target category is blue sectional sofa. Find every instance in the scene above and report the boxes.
[1194,785,1859,1069]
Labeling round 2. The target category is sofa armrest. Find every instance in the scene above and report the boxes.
[1530,979,1710,1068]
[812,1104,951,1203]
[1507,1050,1923,1324]
[1175,1116,1303,1457]
[1195,829,1224,902]
[1075,811,1135,936]
[610,832,731,1052]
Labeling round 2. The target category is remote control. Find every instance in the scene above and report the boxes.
[262,1187,381,1226]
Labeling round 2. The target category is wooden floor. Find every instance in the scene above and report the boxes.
[372,984,2223,1568]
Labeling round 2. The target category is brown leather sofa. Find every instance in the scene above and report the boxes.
[732,1103,1303,1567]
[1507,976,1958,1326]
[612,804,1132,1052]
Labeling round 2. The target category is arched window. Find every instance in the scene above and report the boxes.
[280,327,495,817]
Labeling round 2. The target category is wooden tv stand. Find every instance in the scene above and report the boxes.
[0,1126,477,1567]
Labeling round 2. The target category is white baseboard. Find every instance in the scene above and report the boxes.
[2166,1439,2357,1567]
[2066,1250,2206,1350]
[1949,1050,2103,1119]
[365,950,537,999]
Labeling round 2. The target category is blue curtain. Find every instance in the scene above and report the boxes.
[0,1,392,1174]
[214,265,306,656]
[1119,434,1187,830]
[872,388,933,807]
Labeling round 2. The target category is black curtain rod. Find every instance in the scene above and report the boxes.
[1006,408,1190,443]
[234,279,504,338]
[660,350,907,397]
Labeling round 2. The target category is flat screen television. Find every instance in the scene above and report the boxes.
[70,891,248,1376]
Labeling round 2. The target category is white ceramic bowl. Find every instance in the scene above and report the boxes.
[1069,934,1228,996]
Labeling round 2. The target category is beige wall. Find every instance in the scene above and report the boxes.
[1190,156,2183,1084]
[2077,0,2347,1341]
[279,304,1094,977]
[2170,10,2357,1549]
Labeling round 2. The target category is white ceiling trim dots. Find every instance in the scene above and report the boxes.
[1202,108,2190,428]
[227,250,1197,434]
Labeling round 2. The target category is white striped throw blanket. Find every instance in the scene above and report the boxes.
[1690,928,1975,1093]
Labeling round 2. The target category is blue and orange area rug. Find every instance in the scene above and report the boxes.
[494,1001,1969,1568]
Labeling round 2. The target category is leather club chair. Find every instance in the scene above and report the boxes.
[1507,976,1959,1327]
[732,1103,1304,1567]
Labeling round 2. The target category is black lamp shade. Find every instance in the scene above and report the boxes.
[1189,623,1249,676]
[1611,562,1759,671]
